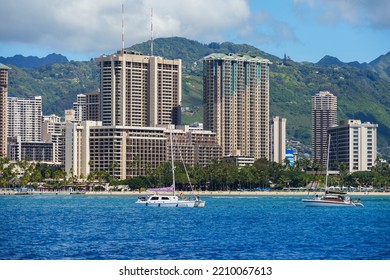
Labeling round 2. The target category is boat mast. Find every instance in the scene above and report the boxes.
[169,125,176,194]
[325,133,331,188]
[177,142,194,192]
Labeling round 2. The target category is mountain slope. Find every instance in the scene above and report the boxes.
[0,53,69,69]
[367,52,390,82]
[8,61,99,116]
[317,52,390,82]
[129,36,280,70]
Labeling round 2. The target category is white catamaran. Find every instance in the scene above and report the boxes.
[136,126,205,208]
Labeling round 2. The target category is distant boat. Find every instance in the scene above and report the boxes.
[69,191,86,195]
[302,134,363,207]
[14,191,32,195]
[136,126,205,208]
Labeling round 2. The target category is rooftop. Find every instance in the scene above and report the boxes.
[0,63,11,70]
[203,53,271,64]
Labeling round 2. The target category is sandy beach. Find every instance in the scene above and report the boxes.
[3,190,387,196]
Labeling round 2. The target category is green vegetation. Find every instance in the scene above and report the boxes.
[2,157,389,192]
[8,61,99,116]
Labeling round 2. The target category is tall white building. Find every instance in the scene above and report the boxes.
[73,94,86,122]
[328,120,377,172]
[8,96,42,142]
[270,116,286,164]
[64,121,102,178]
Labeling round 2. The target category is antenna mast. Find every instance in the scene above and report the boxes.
[150,8,154,56]
[122,2,125,55]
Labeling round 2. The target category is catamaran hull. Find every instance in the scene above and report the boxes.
[136,200,205,208]
[302,199,358,207]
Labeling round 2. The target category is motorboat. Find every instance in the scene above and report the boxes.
[302,191,364,207]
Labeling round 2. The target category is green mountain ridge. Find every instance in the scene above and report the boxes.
[0,53,69,69]
[4,37,390,160]
[317,52,390,82]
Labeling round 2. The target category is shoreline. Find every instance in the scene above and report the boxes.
[2,190,389,196]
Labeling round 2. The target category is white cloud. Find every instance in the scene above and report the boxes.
[0,0,256,56]
[293,0,390,29]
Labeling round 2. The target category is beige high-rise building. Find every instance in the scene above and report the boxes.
[328,120,377,172]
[312,91,337,166]
[203,53,271,159]
[0,64,10,158]
[96,51,181,127]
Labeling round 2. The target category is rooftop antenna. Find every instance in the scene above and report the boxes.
[150,8,154,56]
[121,2,125,55]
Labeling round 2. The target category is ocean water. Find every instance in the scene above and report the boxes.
[0,194,389,260]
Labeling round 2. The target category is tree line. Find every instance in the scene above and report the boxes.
[2,157,388,192]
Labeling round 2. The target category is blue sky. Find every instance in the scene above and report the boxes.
[0,0,389,63]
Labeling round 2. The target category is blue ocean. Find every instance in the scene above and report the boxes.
[0,194,389,260]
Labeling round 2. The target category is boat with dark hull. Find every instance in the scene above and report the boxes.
[302,135,363,207]
[302,191,364,207]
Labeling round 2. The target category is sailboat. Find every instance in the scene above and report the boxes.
[302,134,364,207]
[136,125,205,208]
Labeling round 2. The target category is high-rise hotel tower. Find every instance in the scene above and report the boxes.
[312,91,337,166]
[0,63,10,158]
[203,53,271,159]
[96,51,181,127]
[8,96,42,142]
[328,120,377,172]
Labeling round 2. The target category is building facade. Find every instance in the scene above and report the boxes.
[0,63,10,158]
[72,90,101,122]
[85,90,100,121]
[96,51,181,128]
[270,116,286,164]
[8,136,54,163]
[312,91,337,166]
[65,123,221,179]
[42,114,65,164]
[73,94,86,122]
[328,120,377,172]
[8,96,42,142]
[203,53,271,160]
